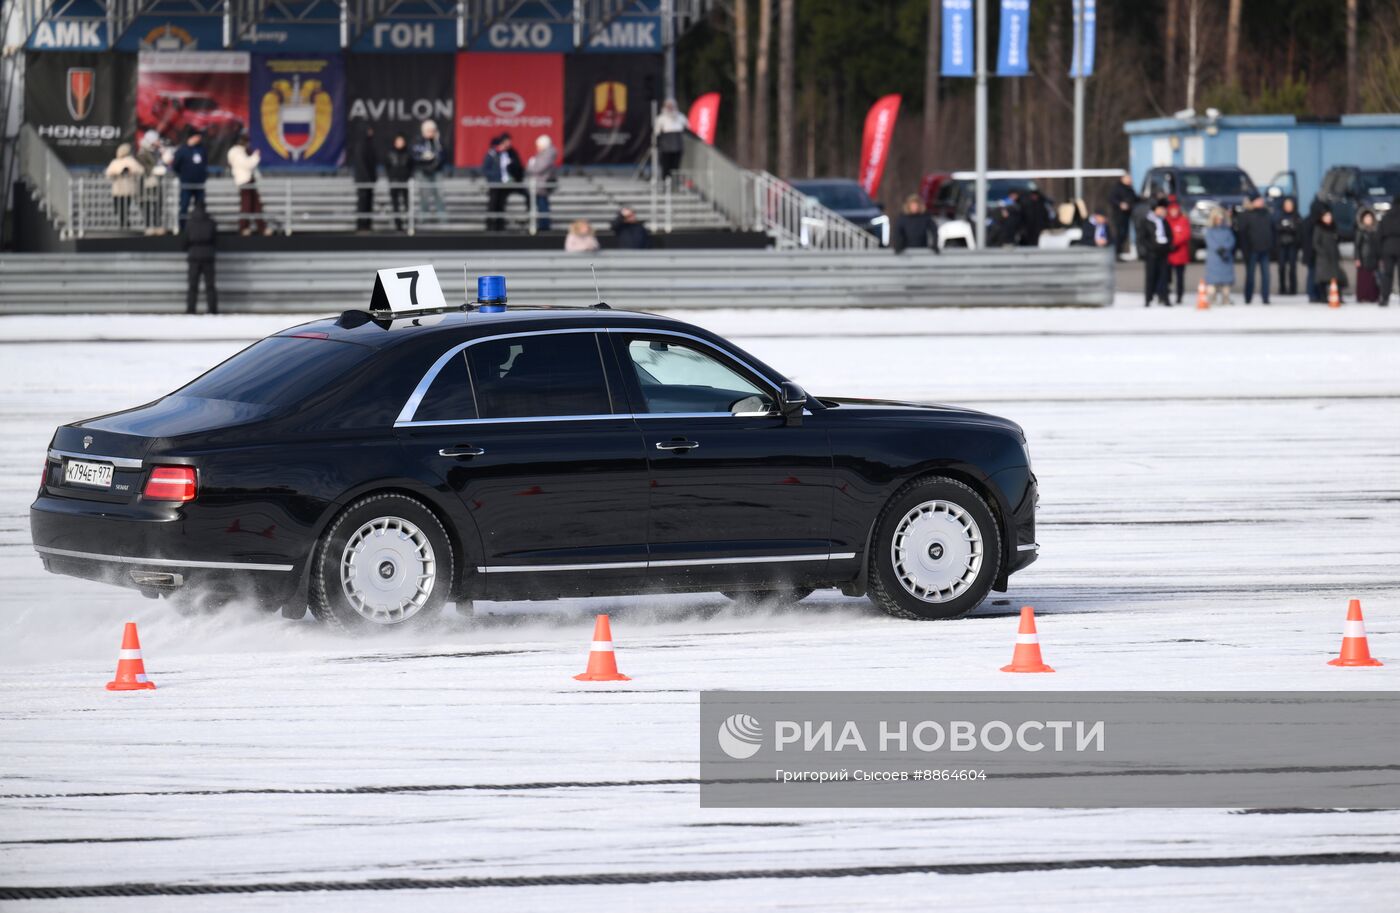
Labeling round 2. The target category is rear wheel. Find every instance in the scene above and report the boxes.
[868,477,1001,620]
[309,493,453,632]
[721,588,814,607]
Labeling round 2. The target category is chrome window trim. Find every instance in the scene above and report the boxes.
[475,551,855,574]
[48,449,143,470]
[35,545,294,572]
[395,326,786,427]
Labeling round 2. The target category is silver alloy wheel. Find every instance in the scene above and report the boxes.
[339,516,437,624]
[890,499,984,603]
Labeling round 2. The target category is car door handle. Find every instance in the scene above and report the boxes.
[655,440,700,452]
[439,446,486,458]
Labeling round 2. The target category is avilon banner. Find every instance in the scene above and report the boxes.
[249,54,347,168]
[24,51,137,165]
[346,54,455,159]
[564,54,661,166]
[454,52,565,169]
[858,94,901,198]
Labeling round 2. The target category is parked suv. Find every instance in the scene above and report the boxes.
[1313,166,1400,240]
[1136,166,1258,252]
[929,177,1049,223]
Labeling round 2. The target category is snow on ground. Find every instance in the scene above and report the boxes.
[1,301,1398,910]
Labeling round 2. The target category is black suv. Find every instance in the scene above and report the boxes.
[1136,166,1258,251]
[1314,166,1400,240]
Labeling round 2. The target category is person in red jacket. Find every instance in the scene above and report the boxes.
[1166,198,1192,304]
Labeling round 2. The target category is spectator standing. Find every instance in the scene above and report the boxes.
[525,134,558,232]
[384,133,414,232]
[1138,197,1172,306]
[183,199,218,315]
[352,124,379,232]
[135,132,166,235]
[565,219,600,253]
[1301,198,1326,301]
[1076,210,1113,248]
[1312,208,1345,302]
[1108,174,1137,257]
[1165,198,1191,304]
[654,98,688,180]
[1203,208,1237,306]
[168,131,209,230]
[104,143,143,231]
[892,194,939,254]
[1378,205,1400,306]
[1354,209,1381,303]
[1274,196,1300,295]
[227,133,267,236]
[1018,190,1050,247]
[611,207,650,249]
[412,119,446,222]
[1237,195,1275,304]
[482,134,524,231]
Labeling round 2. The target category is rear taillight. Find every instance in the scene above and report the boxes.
[144,466,197,502]
[40,461,48,492]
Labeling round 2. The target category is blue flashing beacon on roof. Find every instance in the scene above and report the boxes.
[477,275,507,311]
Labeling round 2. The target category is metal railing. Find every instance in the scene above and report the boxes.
[678,133,879,250]
[17,125,74,237]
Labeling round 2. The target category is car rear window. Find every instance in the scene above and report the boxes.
[177,336,374,406]
[465,332,611,419]
[1180,171,1256,196]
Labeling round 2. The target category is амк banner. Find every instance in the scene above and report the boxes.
[347,54,454,159]
[25,51,136,166]
[250,54,347,168]
[564,54,661,166]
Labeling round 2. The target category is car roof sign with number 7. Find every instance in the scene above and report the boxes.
[370,264,447,314]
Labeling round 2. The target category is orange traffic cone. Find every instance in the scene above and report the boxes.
[106,622,157,691]
[1001,606,1054,673]
[1196,279,1209,310]
[574,614,631,681]
[1328,279,1341,308]
[1328,599,1383,667]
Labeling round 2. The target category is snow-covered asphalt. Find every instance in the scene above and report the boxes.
[1,303,1398,910]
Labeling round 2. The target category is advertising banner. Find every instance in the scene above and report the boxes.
[25,0,109,50]
[235,0,342,52]
[250,54,347,167]
[24,51,136,165]
[1070,0,1097,77]
[137,51,249,165]
[996,0,1030,77]
[116,16,226,52]
[349,6,459,53]
[454,52,564,169]
[563,54,660,166]
[940,0,973,78]
[858,94,901,198]
[688,92,720,146]
[347,54,455,158]
[468,0,663,53]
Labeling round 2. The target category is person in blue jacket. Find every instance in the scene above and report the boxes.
[168,131,210,231]
[1203,207,1237,306]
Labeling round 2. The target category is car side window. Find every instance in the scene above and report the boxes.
[465,332,612,419]
[414,352,477,422]
[624,337,769,415]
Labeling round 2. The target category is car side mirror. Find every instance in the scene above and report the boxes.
[779,381,807,426]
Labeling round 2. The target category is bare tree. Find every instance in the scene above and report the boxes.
[1346,0,1359,111]
[1225,0,1242,86]
[733,0,751,165]
[753,0,773,171]
[1165,0,1179,107]
[922,0,941,168]
[777,0,794,177]
[1186,0,1202,111]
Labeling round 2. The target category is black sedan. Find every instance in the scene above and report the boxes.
[31,304,1037,629]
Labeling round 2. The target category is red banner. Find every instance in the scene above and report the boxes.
[454,52,564,169]
[858,93,901,198]
[687,92,720,146]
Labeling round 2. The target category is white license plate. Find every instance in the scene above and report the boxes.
[64,459,114,489]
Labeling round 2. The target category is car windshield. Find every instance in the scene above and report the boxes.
[177,336,374,406]
[1359,171,1400,197]
[1179,170,1256,196]
[799,183,873,210]
[986,179,1039,201]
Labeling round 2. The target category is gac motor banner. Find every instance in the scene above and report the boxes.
[453,53,564,169]
[250,54,347,168]
[137,51,249,165]
[347,54,454,159]
[563,54,660,166]
[24,51,136,165]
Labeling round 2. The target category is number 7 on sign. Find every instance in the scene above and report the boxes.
[396,270,419,305]
[370,264,447,313]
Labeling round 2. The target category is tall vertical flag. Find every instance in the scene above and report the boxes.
[1070,0,1097,77]
[688,92,720,145]
[858,94,901,197]
[940,0,974,77]
[996,0,1030,76]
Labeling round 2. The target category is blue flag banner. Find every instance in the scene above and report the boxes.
[941,0,974,78]
[996,0,1030,76]
[1070,0,1097,78]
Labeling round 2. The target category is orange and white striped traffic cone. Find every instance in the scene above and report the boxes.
[574,614,631,681]
[1328,279,1341,308]
[1001,606,1054,673]
[106,622,157,691]
[1196,279,1209,310]
[1328,599,1383,667]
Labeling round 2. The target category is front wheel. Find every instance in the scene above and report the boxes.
[309,493,454,632]
[868,477,1002,620]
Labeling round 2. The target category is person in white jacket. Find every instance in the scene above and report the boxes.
[104,144,144,231]
[227,134,268,235]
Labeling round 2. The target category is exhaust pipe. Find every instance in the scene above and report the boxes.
[129,569,184,589]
